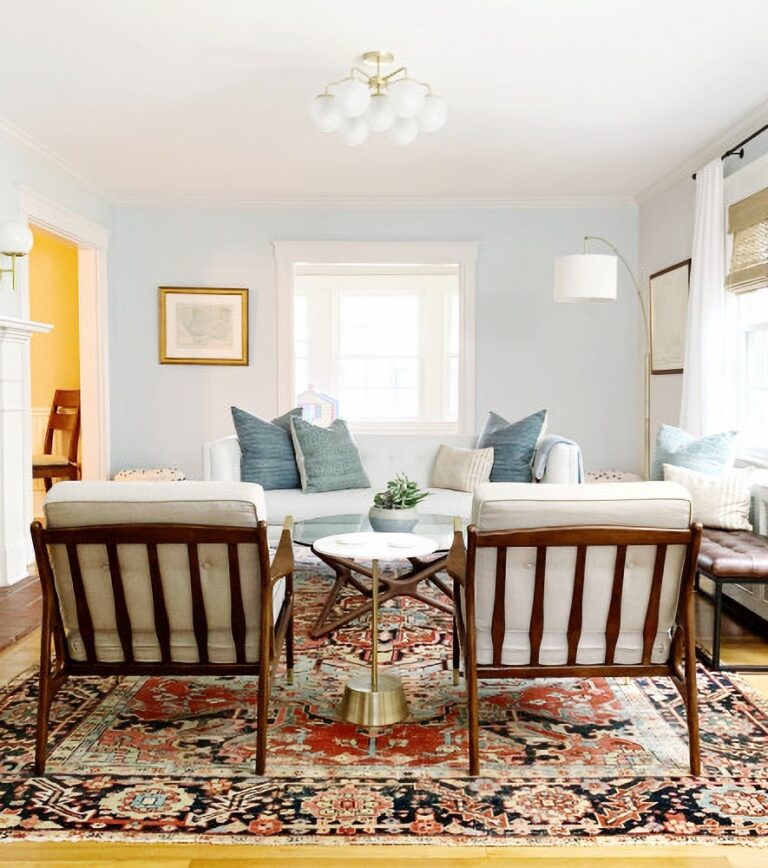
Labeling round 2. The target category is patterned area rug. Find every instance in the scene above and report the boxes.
[1,561,768,845]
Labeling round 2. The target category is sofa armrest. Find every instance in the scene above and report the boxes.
[537,441,581,484]
[203,435,241,482]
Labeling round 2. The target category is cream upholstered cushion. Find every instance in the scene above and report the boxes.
[430,444,494,492]
[663,463,753,531]
[470,482,693,667]
[44,481,278,665]
[33,453,71,466]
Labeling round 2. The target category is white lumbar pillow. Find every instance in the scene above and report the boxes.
[430,444,494,492]
[662,463,753,531]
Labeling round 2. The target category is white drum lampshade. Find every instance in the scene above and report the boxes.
[0,222,34,257]
[554,253,617,303]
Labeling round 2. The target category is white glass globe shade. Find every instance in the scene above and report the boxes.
[0,222,33,256]
[366,93,395,132]
[332,78,371,118]
[339,116,370,147]
[417,95,448,132]
[309,94,341,132]
[387,78,425,118]
[387,116,419,146]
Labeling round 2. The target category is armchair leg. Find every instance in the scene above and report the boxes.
[452,615,460,685]
[256,659,269,776]
[683,613,701,776]
[467,662,480,776]
[286,577,295,685]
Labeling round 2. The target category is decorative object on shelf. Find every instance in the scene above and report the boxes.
[112,467,187,481]
[159,287,248,366]
[369,473,429,532]
[650,259,691,374]
[309,50,447,147]
[555,237,651,479]
[0,222,34,290]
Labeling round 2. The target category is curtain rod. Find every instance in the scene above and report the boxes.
[691,122,768,180]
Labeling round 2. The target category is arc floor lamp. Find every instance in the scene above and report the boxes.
[554,236,651,479]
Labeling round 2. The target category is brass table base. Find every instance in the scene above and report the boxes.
[339,672,409,726]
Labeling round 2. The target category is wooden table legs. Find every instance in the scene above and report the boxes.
[309,548,453,640]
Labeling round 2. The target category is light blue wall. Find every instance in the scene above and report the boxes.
[110,205,640,477]
[0,135,112,318]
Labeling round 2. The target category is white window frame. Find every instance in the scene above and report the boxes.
[274,241,477,434]
[726,152,768,466]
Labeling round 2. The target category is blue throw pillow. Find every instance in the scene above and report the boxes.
[477,410,548,482]
[290,416,370,493]
[231,406,302,490]
[651,424,737,481]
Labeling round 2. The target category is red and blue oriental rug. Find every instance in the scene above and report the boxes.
[0,564,767,845]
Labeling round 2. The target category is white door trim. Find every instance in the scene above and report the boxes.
[18,187,110,481]
[273,240,478,434]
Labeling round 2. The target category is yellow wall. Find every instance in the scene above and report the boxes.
[29,227,80,408]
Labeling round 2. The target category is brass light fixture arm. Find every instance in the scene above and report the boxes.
[583,235,649,346]
[583,235,651,480]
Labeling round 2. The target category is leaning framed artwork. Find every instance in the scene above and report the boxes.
[159,287,249,365]
[649,259,691,375]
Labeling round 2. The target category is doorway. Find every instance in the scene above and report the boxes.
[28,227,81,519]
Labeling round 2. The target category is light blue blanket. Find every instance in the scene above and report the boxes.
[533,434,584,483]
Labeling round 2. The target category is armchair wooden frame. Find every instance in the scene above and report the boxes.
[447,521,703,776]
[30,516,295,776]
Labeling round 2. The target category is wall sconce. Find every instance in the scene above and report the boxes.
[0,223,34,290]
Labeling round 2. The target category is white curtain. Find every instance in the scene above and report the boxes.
[680,158,731,436]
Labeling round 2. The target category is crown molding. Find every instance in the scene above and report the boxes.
[112,193,638,210]
[635,99,768,205]
[0,115,106,198]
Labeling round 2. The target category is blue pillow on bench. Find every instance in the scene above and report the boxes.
[231,406,302,490]
[651,424,736,481]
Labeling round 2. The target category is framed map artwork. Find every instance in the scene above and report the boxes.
[159,287,249,365]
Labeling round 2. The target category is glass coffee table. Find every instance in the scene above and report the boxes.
[293,512,466,640]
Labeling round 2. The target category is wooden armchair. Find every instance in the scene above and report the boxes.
[447,482,703,776]
[33,389,81,491]
[30,480,294,776]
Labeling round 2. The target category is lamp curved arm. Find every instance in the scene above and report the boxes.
[584,235,650,347]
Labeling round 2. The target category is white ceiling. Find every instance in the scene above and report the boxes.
[2,0,768,204]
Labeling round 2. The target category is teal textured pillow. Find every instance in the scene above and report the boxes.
[651,424,737,481]
[477,410,548,482]
[290,417,370,493]
[231,406,302,490]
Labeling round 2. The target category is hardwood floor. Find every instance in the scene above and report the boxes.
[0,588,766,865]
[0,576,41,653]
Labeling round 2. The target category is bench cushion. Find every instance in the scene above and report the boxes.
[698,529,768,578]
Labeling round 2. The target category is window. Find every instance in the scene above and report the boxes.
[726,159,768,463]
[293,266,459,428]
[735,288,768,461]
[275,242,477,433]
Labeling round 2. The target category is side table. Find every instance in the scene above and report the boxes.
[312,531,439,727]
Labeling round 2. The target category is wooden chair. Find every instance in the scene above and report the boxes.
[32,389,81,491]
[446,481,703,776]
[30,480,294,776]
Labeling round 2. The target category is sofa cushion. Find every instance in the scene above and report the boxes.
[430,444,494,492]
[651,423,736,481]
[290,417,369,493]
[663,463,753,531]
[477,410,547,483]
[231,406,301,490]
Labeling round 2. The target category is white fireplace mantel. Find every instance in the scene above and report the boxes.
[0,316,53,586]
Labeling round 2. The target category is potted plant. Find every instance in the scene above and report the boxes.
[369,473,430,533]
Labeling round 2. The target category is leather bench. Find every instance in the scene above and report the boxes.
[695,529,768,671]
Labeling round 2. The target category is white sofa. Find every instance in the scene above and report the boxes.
[203,432,581,525]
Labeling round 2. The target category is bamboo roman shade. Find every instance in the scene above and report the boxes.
[726,187,768,293]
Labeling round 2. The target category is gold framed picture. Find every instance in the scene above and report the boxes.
[159,287,249,365]
[649,259,691,375]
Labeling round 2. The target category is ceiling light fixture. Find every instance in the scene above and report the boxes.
[309,50,447,147]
